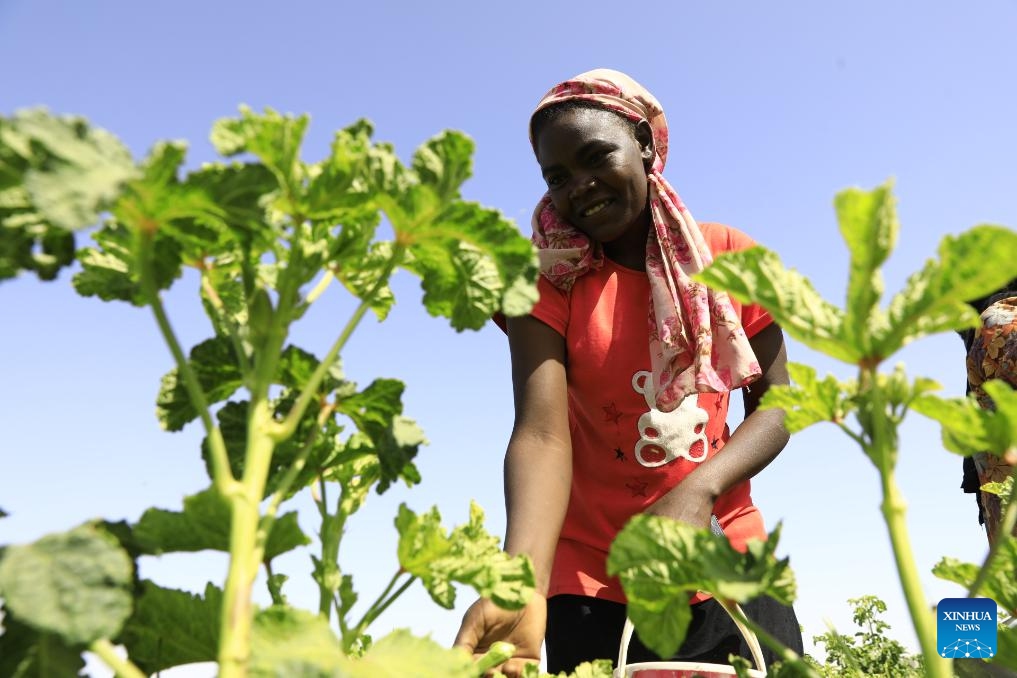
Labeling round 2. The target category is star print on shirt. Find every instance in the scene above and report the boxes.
[602,402,622,425]
[624,480,648,497]
[614,447,626,461]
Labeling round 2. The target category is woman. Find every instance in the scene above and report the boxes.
[454,69,803,675]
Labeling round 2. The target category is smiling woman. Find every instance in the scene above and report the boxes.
[453,68,803,676]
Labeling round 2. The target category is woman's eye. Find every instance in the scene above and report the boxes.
[546,174,565,189]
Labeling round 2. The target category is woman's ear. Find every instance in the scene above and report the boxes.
[635,120,654,169]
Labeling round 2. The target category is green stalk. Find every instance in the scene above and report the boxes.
[272,244,405,441]
[137,234,234,494]
[89,639,146,678]
[344,571,416,652]
[219,400,277,678]
[318,490,346,619]
[714,598,812,673]
[860,367,951,678]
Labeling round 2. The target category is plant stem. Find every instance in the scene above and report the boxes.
[272,245,405,441]
[858,366,951,678]
[89,639,146,678]
[201,269,253,382]
[878,468,952,676]
[345,571,416,651]
[138,235,234,494]
[303,269,335,306]
[218,400,277,678]
[714,598,812,673]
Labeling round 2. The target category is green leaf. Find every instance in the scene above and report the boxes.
[932,538,1017,612]
[835,181,898,355]
[877,225,1017,357]
[211,106,307,198]
[395,502,534,611]
[132,488,309,561]
[338,629,476,678]
[337,240,397,321]
[912,381,1017,457]
[249,606,345,677]
[186,161,277,250]
[411,130,474,204]
[72,220,183,304]
[0,524,133,645]
[2,109,136,232]
[607,515,795,659]
[759,362,856,433]
[117,581,220,674]
[338,379,425,493]
[0,609,85,678]
[995,625,1017,671]
[400,201,538,331]
[156,336,244,431]
[696,247,859,364]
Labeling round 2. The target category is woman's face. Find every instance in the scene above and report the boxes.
[534,107,653,245]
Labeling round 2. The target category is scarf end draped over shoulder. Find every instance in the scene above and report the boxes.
[529,68,762,412]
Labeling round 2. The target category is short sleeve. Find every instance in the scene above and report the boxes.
[493,275,570,336]
[700,222,773,338]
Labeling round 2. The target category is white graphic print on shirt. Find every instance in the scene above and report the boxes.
[631,370,709,468]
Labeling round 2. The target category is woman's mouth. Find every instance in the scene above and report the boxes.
[581,199,612,218]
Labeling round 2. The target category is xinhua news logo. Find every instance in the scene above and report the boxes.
[937,598,997,659]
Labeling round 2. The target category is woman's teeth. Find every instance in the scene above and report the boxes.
[582,200,610,217]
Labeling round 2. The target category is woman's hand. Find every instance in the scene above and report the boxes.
[643,477,714,530]
[453,593,547,677]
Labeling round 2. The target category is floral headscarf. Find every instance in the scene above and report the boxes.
[529,68,761,412]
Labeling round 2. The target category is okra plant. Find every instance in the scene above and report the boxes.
[607,182,1017,676]
[0,107,548,677]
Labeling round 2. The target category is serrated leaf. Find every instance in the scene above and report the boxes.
[72,220,183,304]
[933,539,1017,612]
[696,247,859,364]
[132,488,309,561]
[249,606,344,678]
[395,502,534,611]
[336,240,397,321]
[996,625,1017,670]
[0,609,85,678]
[835,182,897,355]
[912,383,1017,457]
[877,225,1017,357]
[0,524,133,645]
[338,379,425,493]
[5,108,136,232]
[117,581,220,674]
[411,130,474,204]
[211,106,307,198]
[400,201,538,331]
[607,515,795,659]
[339,629,476,678]
[759,362,856,433]
[156,336,243,431]
[187,161,277,250]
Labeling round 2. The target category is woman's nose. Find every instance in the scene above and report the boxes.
[569,174,597,201]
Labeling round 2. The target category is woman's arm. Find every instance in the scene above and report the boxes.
[503,313,573,592]
[646,322,790,527]
[454,314,571,677]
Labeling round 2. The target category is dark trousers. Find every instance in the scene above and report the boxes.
[545,594,804,673]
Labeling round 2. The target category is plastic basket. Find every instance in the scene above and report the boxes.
[613,602,766,678]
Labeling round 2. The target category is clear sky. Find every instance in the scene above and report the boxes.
[2,1,1016,674]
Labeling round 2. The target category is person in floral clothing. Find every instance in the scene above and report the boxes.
[961,277,1017,544]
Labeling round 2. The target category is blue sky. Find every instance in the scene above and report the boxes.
[2,0,1016,673]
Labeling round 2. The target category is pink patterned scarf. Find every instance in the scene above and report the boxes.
[529,68,761,412]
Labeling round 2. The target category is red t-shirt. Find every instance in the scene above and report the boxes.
[527,222,773,604]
